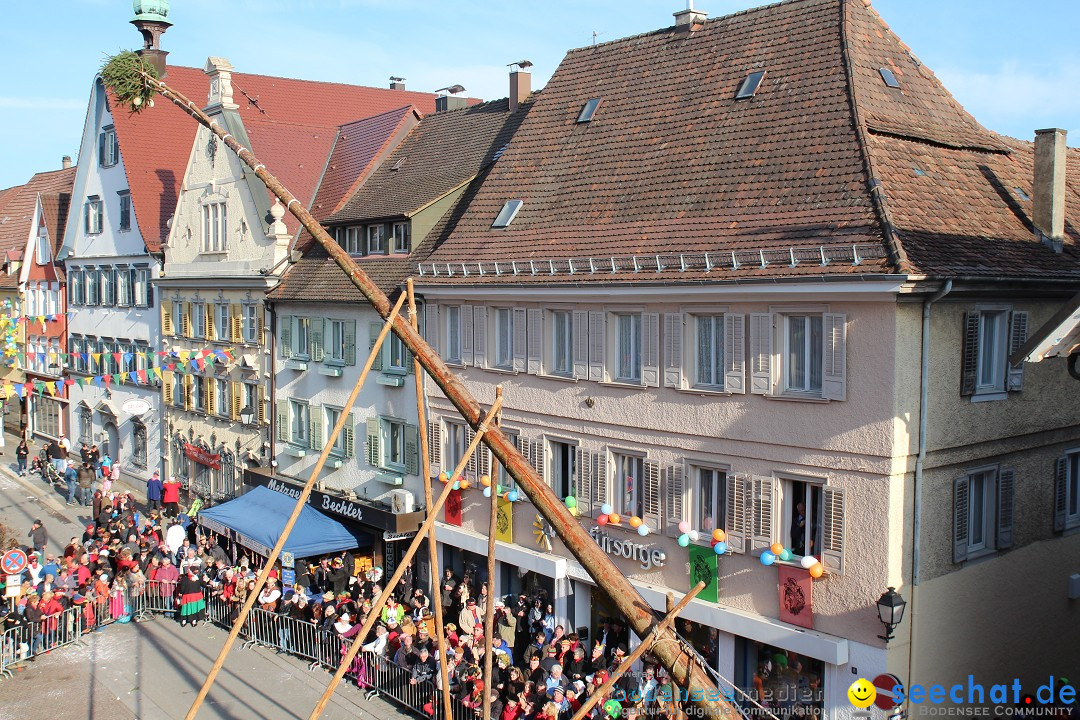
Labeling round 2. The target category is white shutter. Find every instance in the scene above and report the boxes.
[996,469,1015,550]
[749,313,772,395]
[575,447,591,507]
[642,312,660,387]
[724,313,745,394]
[750,475,775,553]
[527,308,543,374]
[822,313,847,401]
[428,421,442,474]
[513,307,527,372]
[461,305,474,366]
[665,464,684,531]
[588,311,606,382]
[663,312,683,388]
[821,486,845,574]
[1007,311,1028,391]
[531,436,545,483]
[426,304,440,355]
[473,306,488,369]
[643,459,662,528]
[366,417,381,467]
[725,474,748,554]
[592,450,608,515]
[572,310,589,379]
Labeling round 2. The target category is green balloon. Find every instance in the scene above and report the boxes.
[565,496,577,508]
[604,699,622,718]
[779,549,792,562]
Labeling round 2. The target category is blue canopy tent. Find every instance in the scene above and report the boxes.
[197,486,370,558]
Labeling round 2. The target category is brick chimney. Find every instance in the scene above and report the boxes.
[390,76,406,90]
[510,63,532,113]
[131,0,173,78]
[673,1,707,32]
[62,156,72,170]
[1033,128,1067,253]
[435,85,467,113]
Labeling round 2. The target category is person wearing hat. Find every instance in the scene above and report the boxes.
[459,596,481,636]
[145,471,163,510]
[27,519,48,555]
[381,595,406,626]
[327,556,349,595]
[176,567,206,627]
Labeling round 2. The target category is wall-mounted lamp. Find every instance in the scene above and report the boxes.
[877,587,907,643]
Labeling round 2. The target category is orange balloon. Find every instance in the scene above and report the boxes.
[713,529,727,543]
[480,475,491,487]
[460,479,471,490]
[629,516,642,528]
[770,542,784,555]
[809,562,825,579]
[609,513,621,524]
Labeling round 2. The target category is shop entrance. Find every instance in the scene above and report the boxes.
[734,637,824,717]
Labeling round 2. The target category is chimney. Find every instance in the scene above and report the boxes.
[435,85,467,113]
[673,1,707,32]
[203,57,239,111]
[131,0,173,78]
[509,61,532,113]
[1033,128,1067,253]
[390,76,406,91]
[62,155,72,170]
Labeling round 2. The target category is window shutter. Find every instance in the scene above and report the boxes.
[426,304,440,355]
[368,322,383,371]
[588,311,606,382]
[642,312,660,387]
[461,305,474,366]
[404,339,415,376]
[1007,311,1028,391]
[310,408,324,451]
[512,307,527,372]
[366,417,381,467]
[575,447,591,507]
[183,303,192,338]
[473,306,487,368]
[205,303,215,340]
[665,463,684,531]
[163,377,174,405]
[725,474,748,554]
[518,438,533,482]
[405,425,420,476]
[663,312,683,388]
[822,313,847,401]
[573,310,589,379]
[258,310,265,347]
[465,427,478,475]
[162,304,173,336]
[310,321,324,362]
[960,311,980,396]
[98,132,106,167]
[342,412,356,459]
[206,380,216,416]
[279,315,292,358]
[530,437,545,481]
[1053,456,1068,532]
[750,475,775,553]
[230,381,241,421]
[257,386,266,426]
[996,469,1015,550]
[642,459,662,528]
[428,421,442,473]
[592,450,608,515]
[230,304,243,343]
[478,447,491,480]
[526,308,542,374]
[953,476,969,563]
[183,375,193,411]
[749,313,772,395]
[343,320,356,365]
[276,399,289,442]
[821,486,845,574]
[724,313,746,394]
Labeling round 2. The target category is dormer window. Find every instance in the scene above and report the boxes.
[85,196,103,235]
[35,225,50,265]
[577,98,602,123]
[492,200,523,228]
[367,224,388,254]
[99,125,119,168]
[879,67,900,89]
[201,201,227,252]
[735,70,767,99]
[392,222,410,254]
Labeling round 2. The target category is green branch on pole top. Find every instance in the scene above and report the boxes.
[101,51,160,113]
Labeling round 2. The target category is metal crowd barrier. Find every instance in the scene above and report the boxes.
[0,606,84,678]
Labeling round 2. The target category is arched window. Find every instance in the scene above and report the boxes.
[78,405,93,445]
[132,420,147,468]
[220,448,237,500]
[172,433,189,486]
[192,441,212,498]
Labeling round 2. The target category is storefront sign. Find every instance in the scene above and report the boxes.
[184,442,220,469]
[589,527,666,570]
[383,530,416,542]
[688,544,719,603]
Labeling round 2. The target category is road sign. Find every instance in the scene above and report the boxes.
[1,548,28,575]
[874,673,904,710]
[5,575,21,598]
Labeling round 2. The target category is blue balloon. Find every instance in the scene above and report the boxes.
[483,487,492,498]
[452,481,461,490]
[637,524,649,536]
[678,534,690,547]
[507,491,519,502]
[760,551,776,566]
[600,503,613,515]
[714,541,727,555]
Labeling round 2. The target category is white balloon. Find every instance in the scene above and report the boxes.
[688,530,700,542]
[800,555,817,569]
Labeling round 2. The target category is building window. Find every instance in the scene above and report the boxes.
[326,407,345,456]
[495,308,513,369]
[116,267,132,307]
[327,318,346,362]
[202,201,227,252]
[612,452,645,518]
[782,314,823,395]
[215,378,229,417]
[243,384,258,423]
[69,269,83,307]
[1062,451,1080,531]
[495,430,520,493]
[694,467,727,533]
[191,302,206,339]
[695,315,725,389]
[293,317,311,358]
[99,126,119,167]
[132,420,147,468]
[392,222,410,254]
[443,421,466,477]
[118,191,131,232]
[339,226,362,255]
[215,304,230,342]
[445,306,461,363]
[550,440,577,499]
[552,310,572,376]
[783,478,823,557]
[191,376,205,412]
[35,226,50,265]
[977,310,1008,393]
[242,305,259,344]
[85,196,103,235]
[101,268,116,306]
[134,267,150,307]
[32,395,62,440]
[382,418,407,472]
[290,400,309,446]
[79,406,93,445]
[85,269,99,305]
[387,335,407,374]
[367,224,387,254]
[616,313,642,383]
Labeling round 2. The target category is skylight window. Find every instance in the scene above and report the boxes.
[879,67,900,89]
[391,157,407,171]
[492,143,510,162]
[492,200,523,228]
[734,70,767,100]
[577,98,602,123]
[1014,187,1030,202]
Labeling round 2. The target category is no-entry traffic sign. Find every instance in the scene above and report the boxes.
[874,673,904,709]
[2,548,28,575]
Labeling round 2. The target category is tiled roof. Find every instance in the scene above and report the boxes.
[39,192,72,256]
[268,245,412,301]
[110,65,449,253]
[0,167,76,265]
[416,0,1080,285]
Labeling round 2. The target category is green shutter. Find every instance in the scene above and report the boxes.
[310,321,324,362]
[404,341,415,375]
[276,399,289,442]
[405,424,420,475]
[342,412,356,458]
[366,417,381,467]
[310,406,324,450]
[369,322,383,371]
[344,321,356,366]
[279,315,292,358]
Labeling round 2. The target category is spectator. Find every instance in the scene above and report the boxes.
[16,438,29,475]
[77,463,95,506]
[146,471,163,510]
[27,518,48,554]
[176,568,206,627]
[163,476,181,516]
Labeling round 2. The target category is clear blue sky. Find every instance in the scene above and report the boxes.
[1,0,1077,189]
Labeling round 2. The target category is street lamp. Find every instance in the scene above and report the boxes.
[239,405,254,426]
[876,587,907,642]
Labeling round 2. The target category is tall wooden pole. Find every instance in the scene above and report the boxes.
[181,295,405,720]
[406,279,452,720]
[308,394,503,720]
[133,74,734,720]
[480,386,503,720]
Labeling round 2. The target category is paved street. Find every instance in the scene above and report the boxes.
[0,449,411,720]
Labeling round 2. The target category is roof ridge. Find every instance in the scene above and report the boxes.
[338,105,416,130]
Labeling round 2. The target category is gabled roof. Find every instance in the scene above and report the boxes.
[109,65,451,253]
[0,167,76,265]
[417,0,1080,285]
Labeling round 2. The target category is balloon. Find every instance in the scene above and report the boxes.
[760,551,776,566]
[770,542,784,555]
[600,503,613,515]
[565,496,577,508]
[809,562,825,579]
[459,479,471,490]
[457,476,465,485]
[507,491,519,502]
[483,487,492,498]
[496,485,503,495]
[604,699,622,718]
[688,530,700,542]
[678,534,690,547]
[480,475,491,487]
[439,472,449,483]
[713,529,727,543]
[637,524,649,536]
[629,516,642,528]
[569,506,579,517]
[608,513,621,524]
[800,555,817,569]
[678,521,690,534]
[597,513,609,526]
[779,549,792,562]
[714,541,727,555]
[452,481,461,491]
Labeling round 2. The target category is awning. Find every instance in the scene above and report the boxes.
[197,486,372,559]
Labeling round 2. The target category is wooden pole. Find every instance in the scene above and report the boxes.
[406,279,453,720]
[481,386,503,720]
[569,581,705,720]
[308,393,503,720]
[181,294,405,720]
[135,74,734,720]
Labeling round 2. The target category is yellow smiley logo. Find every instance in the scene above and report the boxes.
[848,678,877,709]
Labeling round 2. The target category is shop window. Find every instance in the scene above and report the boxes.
[613,452,644,518]
[734,637,824,715]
